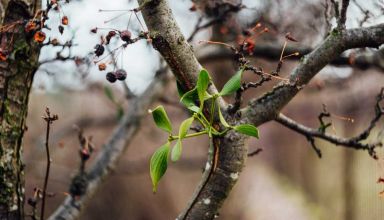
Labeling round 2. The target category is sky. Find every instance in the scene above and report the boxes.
[33,0,383,93]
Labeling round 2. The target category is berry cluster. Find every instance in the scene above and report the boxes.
[106,69,127,83]
[91,29,148,83]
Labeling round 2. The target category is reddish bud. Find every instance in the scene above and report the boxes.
[98,63,107,71]
[34,31,46,43]
[62,16,69,25]
[25,20,37,33]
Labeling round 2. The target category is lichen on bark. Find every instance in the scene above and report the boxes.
[0,0,40,219]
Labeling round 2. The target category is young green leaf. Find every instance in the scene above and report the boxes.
[218,107,230,127]
[171,140,182,162]
[149,105,172,133]
[233,124,259,138]
[179,117,194,139]
[179,88,201,113]
[197,69,210,105]
[150,143,170,193]
[219,68,245,96]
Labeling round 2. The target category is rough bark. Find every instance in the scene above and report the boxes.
[137,1,384,219]
[243,25,384,126]
[0,0,40,219]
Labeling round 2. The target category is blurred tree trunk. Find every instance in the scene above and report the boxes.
[342,102,358,220]
[0,1,40,219]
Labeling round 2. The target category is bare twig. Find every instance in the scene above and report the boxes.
[247,148,263,157]
[339,0,350,28]
[41,108,58,220]
[275,88,383,158]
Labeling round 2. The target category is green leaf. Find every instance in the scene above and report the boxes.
[150,143,170,193]
[104,86,116,103]
[197,69,210,106]
[180,88,200,112]
[233,124,259,138]
[218,107,230,127]
[219,68,245,96]
[188,105,200,113]
[149,105,172,133]
[179,117,194,139]
[171,140,182,162]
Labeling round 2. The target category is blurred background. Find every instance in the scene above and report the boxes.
[22,0,384,219]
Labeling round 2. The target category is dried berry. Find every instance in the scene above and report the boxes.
[58,25,64,34]
[120,30,132,43]
[25,20,37,33]
[94,44,105,57]
[115,69,127,81]
[50,38,59,46]
[34,31,46,43]
[62,16,69,25]
[106,72,117,83]
[98,63,106,71]
[106,31,116,44]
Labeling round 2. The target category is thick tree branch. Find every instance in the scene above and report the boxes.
[242,24,384,127]
[138,1,247,220]
[138,0,226,109]
[197,43,384,71]
[48,70,169,220]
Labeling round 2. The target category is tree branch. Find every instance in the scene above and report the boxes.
[197,43,384,71]
[48,69,169,220]
[242,24,384,127]
[138,1,384,219]
[275,110,382,158]
[138,1,247,220]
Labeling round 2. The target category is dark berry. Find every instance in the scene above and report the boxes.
[58,25,64,34]
[90,28,97,33]
[94,44,105,57]
[106,72,117,83]
[120,30,132,43]
[115,69,127,81]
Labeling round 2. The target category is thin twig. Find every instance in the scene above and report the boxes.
[41,107,58,220]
